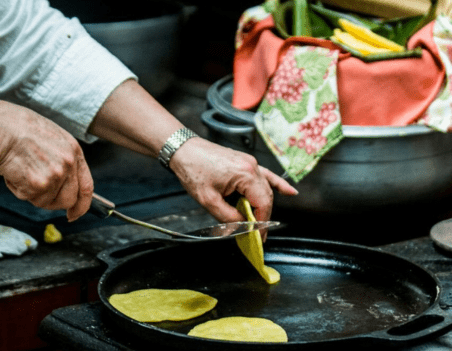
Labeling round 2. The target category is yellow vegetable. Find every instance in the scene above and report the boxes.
[338,19,405,52]
[44,224,63,243]
[332,29,393,55]
[235,198,280,284]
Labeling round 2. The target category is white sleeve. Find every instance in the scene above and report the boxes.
[0,0,138,143]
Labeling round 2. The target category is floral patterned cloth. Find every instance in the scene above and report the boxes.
[235,4,452,182]
[418,15,452,132]
[255,46,343,182]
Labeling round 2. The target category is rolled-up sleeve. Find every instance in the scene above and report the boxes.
[0,0,138,143]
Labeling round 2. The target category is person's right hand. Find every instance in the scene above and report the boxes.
[0,101,93,221]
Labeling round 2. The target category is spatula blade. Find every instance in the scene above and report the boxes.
[184,221,280,239]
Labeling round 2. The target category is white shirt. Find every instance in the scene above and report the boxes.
[0,0,138,143]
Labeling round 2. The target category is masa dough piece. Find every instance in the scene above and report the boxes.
[235,198,280,284]
[44,224,63,243]
[188,316,288,342]
[109,289,218,322]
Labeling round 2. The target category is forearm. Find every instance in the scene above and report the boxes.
[88,79,185,157]
[88,78,298,228]
[0,0,137,143]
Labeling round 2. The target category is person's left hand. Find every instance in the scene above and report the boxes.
[170,137,298,241]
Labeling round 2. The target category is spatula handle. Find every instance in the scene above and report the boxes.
[90,193,116,218]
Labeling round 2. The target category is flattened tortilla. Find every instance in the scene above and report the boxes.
[188,316,288,342]
[109,289,217,322]
[235,198,280,284]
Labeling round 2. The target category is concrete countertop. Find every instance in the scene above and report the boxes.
[0,207,218,298]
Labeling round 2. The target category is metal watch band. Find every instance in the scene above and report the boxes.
[158,128,199,168]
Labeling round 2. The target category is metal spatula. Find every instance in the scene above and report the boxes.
[90,193,280,240]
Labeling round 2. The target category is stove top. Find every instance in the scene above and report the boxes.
[39,302,170,351]
[37,236,452,351]
[38,300,452,351]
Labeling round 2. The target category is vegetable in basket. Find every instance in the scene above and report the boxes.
[269,0,438,61]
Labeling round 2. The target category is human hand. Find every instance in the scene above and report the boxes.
[0,101,94,221]
[170,138,298,241]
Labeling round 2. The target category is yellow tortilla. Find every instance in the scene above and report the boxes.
[108,289,218,322]
[188,316,288,342]
[235,198,280,284]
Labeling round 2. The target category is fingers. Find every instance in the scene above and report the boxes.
[45,171,80,211]
[197,190,246,224]
[243,183,273,243]
[170,139,295,243]
[5,164,78,211]
[4,145,93,222]
[258,166,298,196]
[248,167,298,242]
[67,155,94,222]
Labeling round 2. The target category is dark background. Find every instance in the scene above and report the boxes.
[47,0,262,84]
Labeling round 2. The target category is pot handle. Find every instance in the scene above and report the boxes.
[97,238,176,267]
[363,305,452,344]
[201,109,256,150]
[201,109,255,135]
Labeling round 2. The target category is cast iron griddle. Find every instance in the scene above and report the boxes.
[97,237,452,350]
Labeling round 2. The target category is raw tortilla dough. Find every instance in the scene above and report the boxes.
[109,289,218,322]
[188,316,288,342]
[235,198,280,284]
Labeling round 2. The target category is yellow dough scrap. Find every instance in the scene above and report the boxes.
[188,316,288,342]
[235,198,280,284]
[109,289,218,322]
[44,224,63,243]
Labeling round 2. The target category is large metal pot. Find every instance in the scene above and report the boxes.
[81,0,185,97]
[202,75,452,214]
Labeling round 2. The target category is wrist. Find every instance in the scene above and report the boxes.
[0,101,25,170]
[158,128,199,169]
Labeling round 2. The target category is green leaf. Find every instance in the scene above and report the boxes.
[284,143,299,156]
[287,148,312,174]
[330,37,423,62]
[263,0,278,13]
[373,15,425,46]
[315,84,336,112]
[326,123,343,143]
[273,1,333,38]
[272,0,437,46]
[295,51,333,89]
[309,2,379,30]
[310,11,334,38]
[275,91,310,123]
[371,0,438,46]
[259,99,274,114]
[272,1,293,38]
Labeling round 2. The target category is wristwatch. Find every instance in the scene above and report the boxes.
[158,128,199,168]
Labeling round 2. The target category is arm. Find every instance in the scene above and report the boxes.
[0,0,297,230]
[89,79,298,235]
[0,0,137,143]
[0,0,134,222]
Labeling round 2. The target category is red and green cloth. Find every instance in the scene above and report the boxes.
[233,4,452,182]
